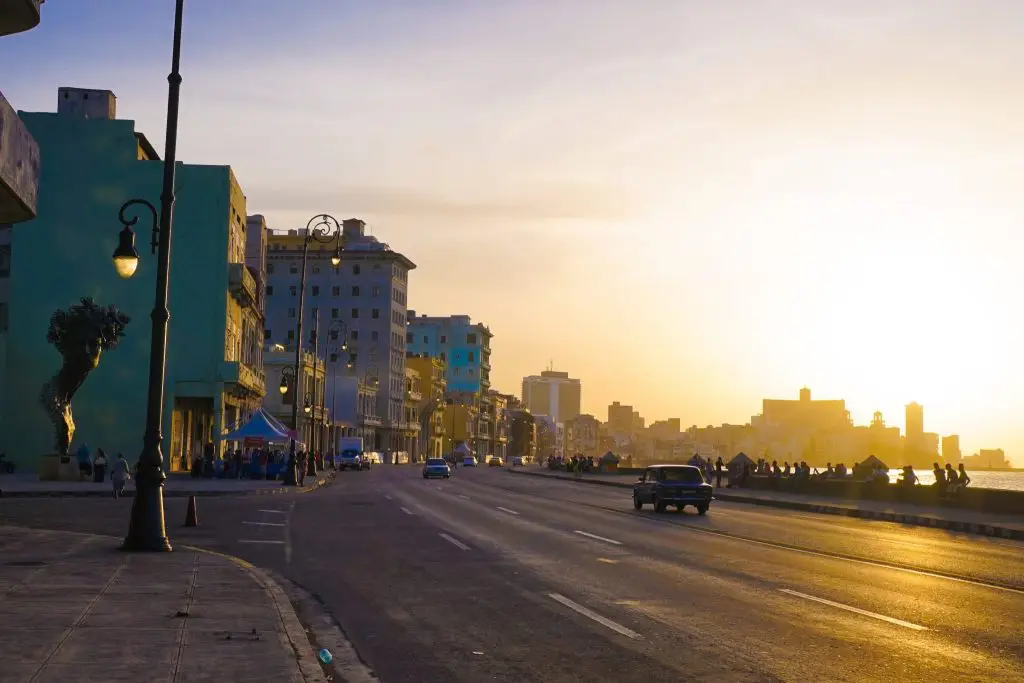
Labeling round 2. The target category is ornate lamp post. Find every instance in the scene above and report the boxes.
[282,214,343,486]
[112,0,185,553]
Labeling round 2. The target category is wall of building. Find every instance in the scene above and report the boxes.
[406,312,492,394]
[0,109,242,469]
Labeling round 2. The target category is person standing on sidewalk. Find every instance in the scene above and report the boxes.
[111,453,131,498]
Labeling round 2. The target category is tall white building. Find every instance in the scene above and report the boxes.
[263,218,415,459]
[522,370,581,425]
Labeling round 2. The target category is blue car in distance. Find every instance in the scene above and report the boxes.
[423,458,451,480]
[633,464,713,515]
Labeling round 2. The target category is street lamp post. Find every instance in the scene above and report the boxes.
[306,310,320,478]
[283,214,343,486]
[112,0,186,553]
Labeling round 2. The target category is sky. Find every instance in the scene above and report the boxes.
[4,0,1024,464]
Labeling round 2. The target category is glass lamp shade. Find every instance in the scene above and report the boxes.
[112,226,141,279]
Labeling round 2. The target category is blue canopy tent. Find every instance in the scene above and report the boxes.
[220,408,292,444]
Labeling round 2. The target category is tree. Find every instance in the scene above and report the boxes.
[39,297,131,456]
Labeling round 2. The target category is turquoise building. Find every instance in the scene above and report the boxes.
[0,88,264,473]
[405,311,492,394]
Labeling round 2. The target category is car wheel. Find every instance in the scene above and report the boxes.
[654,496,666,514]
[423,474,428,479]
[445,475,450,479]
[697,504,709,515]
[633,495,642,510]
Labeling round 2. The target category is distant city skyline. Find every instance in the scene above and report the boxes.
[4,1,1024,465]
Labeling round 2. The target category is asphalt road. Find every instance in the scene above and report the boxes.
[1,466,1021,682]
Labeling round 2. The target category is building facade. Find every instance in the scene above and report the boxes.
[566,413,600,458]
[262,349,326,453]
[407,353,446,459]
[264,219,414,461]
[1,89,264,471]
[521,370,581,424]
[405,312,492,394]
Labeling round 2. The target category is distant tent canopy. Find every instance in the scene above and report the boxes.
[453,443,474,456]
[220,408,295,445]
[729,452,754,466]
[599,451,620,463]
[853,454,888,474]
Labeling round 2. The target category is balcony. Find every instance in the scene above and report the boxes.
[221,360,265,397]
[228,262,257,308]
[0,92,40,223]
[406,389,423,403]
[0,0,43,37]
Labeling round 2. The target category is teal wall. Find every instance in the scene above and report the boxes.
[1,112,231,470]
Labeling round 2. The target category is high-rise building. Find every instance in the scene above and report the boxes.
[607,401,636,435]
[941,434,961,463]
[521,370,581,424]
[264,218,415,458]
[0,88,265,471]
[905,402,924,442]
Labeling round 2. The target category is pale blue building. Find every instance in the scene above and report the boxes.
[405,312,492,394]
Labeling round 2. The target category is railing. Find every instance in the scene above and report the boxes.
[228,262,257,308]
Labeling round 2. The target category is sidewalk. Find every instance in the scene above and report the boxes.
[0,472,331,498]
[0,525,327,682]
[508,468,1024,540]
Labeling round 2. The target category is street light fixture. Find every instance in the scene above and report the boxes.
[118,0,186,553]
[283,214,344,486]
[279,366,295,395]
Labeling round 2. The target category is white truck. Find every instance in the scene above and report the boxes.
[336,437,367,471]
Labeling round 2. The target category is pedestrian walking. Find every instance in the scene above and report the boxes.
[111,453,131,498]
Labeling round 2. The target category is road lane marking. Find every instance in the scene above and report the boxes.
[284,502,295,565]
[574,530,623,546]
[385,495,393,500]
[243,521,285,527]
[487,482,1024,595]
[459,494,471,500]
[258,509,288,514]
[401,507,413,515]
[597,558,618,564]
[238,540,285,545]
[546,593,643,640]
[496,506,520,516]
[779,589,928,631]
[439,533,471,551]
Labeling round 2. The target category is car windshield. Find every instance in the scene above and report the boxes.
[427,459,447,466]
[657,468,704,484]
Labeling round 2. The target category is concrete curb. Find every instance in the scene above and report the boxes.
[182,545,328,683]
[0,474,332,499]
[507,469,1024,541]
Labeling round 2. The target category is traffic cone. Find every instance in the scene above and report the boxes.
[183,494,199,527]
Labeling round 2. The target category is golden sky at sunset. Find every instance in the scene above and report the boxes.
[5,0,1024,463]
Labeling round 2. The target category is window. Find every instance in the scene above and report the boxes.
[351,308,359,319]
[467,333,477,344]
[267,263,275,274]
[264,329,271,339]
[422,335,428,343]
[353,265,361,275]
[351,331,359,341]
[352,286,360,296]
[372,286,381,297]
[287,307,296,318]
[289,286,297,296]
[440,352,446,361]
[312,266,321,274]
[312,286,320,296]
[371,308,380,319]
[329,330,339,340]
[266,286,274,295]
[311,307,318,318]
[331,308,339,319]
[371,331,379,341]
[407,332,414,343]
[330,353,338,362]
[290,264,297,274]
[349,353,357,365]
[332,286,340,297]
[440,335,447,343]
[468,352,475,362]
[287,330,295,340]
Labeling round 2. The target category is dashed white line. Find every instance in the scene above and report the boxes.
[546,593,643,640]
[238,539,285,545]
[459,494,471,500]
[400,507,413,515]
[496,506,520,516]
[243,521,286,527]
[439,533,471,551]
[385,495,393,500]
[258,509,288,514]
[574,530,623,546]
[779,589,928,631]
